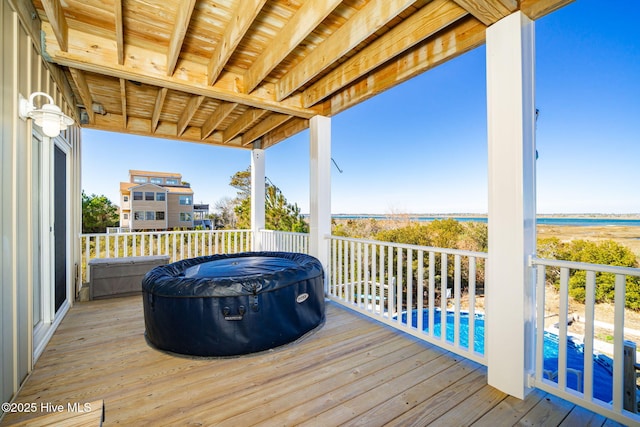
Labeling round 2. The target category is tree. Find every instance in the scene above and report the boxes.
[226,168,309,233]
[82,191,119,233]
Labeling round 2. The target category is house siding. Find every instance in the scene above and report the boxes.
[1,0,82,409]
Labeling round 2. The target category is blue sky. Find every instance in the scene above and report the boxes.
[83,0,639,215]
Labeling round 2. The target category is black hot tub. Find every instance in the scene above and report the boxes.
[142,251,325,357]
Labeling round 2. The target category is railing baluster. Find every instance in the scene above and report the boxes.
[396,247,403,324]
[429,251,435,339]
[417,250,424,332]
[454,254,461,348]
[583,270,596,401]
[468,257,476,353]
[407,248,413,327]
[612,274,626,412]
[558,267,570,392]
[441,253,447,342]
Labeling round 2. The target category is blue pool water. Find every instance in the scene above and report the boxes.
[399,309,614,402]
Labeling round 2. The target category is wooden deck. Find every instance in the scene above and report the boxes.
[1,296,620,426]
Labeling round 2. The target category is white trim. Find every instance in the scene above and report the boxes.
[309,116,332,291]
[251,148,265,251]
[486,11,536,399]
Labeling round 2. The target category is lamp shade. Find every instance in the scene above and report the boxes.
[19,92,75,138]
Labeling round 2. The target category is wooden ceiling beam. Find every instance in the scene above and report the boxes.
[41,0,68,51]
[450,0,516,25]
[275,0,416,101]
[84,114,251,148]
[207,0,267,86]
[69,68,95,123]
[521,0,575,20]
[243,0,343,94]
[303,0,467,108]
[177,95,205,136]
[323,16,486,117]
[261,118,309,149]
[40,22,319,118]
[114,0,124,65]
[223,109,268,144]
[242,114,292,146]
[151,88,168,133]
[167,0,197,77]
[120,78,127,127]
[201,102,237,139]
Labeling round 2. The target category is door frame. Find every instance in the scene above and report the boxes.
[32,132,72,361]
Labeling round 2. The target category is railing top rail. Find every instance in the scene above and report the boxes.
[327,234,488,259]
[258,229,309,237]
[530,255,640,277]
[80,229,250,238]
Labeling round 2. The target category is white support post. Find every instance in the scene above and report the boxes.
[486,11,537,399]
[251,147,265,251]
[309,116,331,291]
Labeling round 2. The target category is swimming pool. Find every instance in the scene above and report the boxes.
[399,309,614,402]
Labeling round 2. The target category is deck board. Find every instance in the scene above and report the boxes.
[0,296,615,426]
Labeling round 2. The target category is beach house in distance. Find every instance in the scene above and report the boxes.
[119,170,194,231]
[3,0,640,425]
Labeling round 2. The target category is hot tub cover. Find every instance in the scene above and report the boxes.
[142,251,325,357]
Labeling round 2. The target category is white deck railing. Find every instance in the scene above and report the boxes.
[80,229,252,283]
[326,235,488,365]
[530,256,640,425]
[77,229,640,425]
[259,229,309,253]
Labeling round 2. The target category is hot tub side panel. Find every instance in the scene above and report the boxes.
[143,275,325,357]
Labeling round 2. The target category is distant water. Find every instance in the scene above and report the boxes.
[332,215,640,227]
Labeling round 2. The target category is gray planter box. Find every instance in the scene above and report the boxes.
[89,255,170,300]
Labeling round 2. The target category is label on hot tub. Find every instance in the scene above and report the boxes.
[225,315,243,321]
[296,293,309,303]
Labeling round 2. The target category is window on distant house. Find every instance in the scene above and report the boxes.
[145,192,154,201]
[123,195,129,202]
[156,211,165,220]
[133,191,143,200]
[123,213,129,220]
[179,195,192,205]
[166,178,178,185]
[180,212,192,222]
[150,177,163,184]
[146,211,155,221]
[133,176,148,183]
[156,192,166,201]
[134,211,144,220]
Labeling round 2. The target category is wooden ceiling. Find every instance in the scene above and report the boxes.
[21,0,571,149]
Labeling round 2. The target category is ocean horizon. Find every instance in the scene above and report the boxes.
[328,214,640,227]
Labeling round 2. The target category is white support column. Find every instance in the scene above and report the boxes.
[251,146,265,251]
[309,116,331,291]
[486,11,537,399]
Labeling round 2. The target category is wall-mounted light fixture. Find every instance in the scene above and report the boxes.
[19,92,75,138]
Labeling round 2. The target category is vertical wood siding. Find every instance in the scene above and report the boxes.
[1,0,82,408]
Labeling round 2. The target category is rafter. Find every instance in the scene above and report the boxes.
[69,68,95,123]
[114,0,124,65]
[201,102,237,139]
[243,0,343,94]
[322,17,486,116]
[304,0,467,108]
[223,109,268,144]
[275,0,416,101]
[261,118,309,149]
[177,95,205,136]
[120,78,127,127]
[41,0,68,51]
[40,22,319,118]
[151,88,168,133]
[167,0,197,77]
[207,0,267,86]
[242,114,292,146]
[521,0,575,20]
[450,0,516,25]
